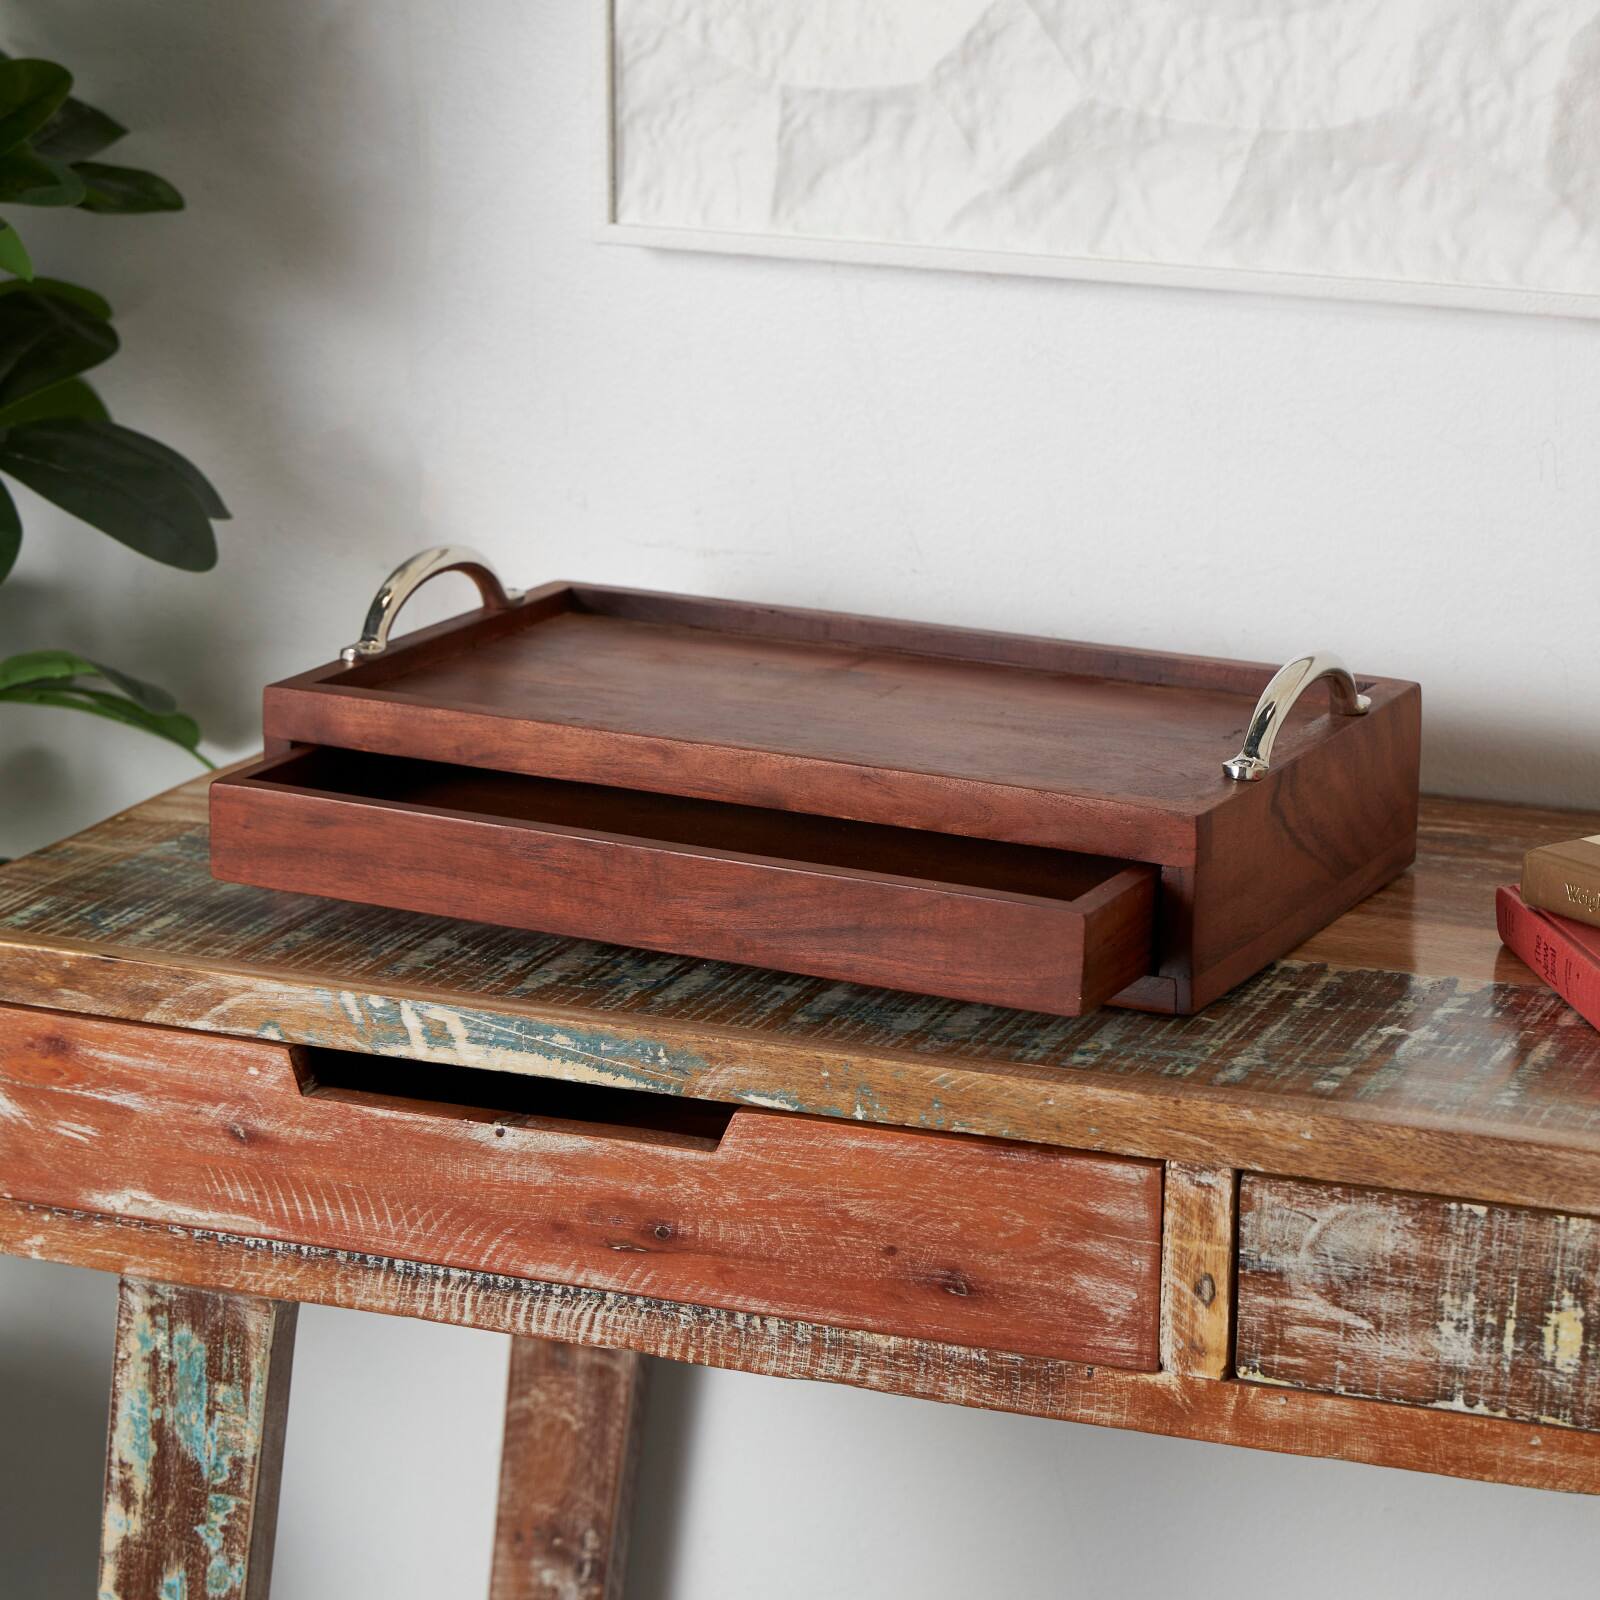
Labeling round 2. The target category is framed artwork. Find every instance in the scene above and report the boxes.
[602,1,1600,317]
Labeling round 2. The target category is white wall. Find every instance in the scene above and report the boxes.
[2,3,1598,1593]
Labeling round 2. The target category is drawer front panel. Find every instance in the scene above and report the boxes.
[1237,1175,1600,1431]
[209,751,1156,1017]
[0,1006,1163,1368]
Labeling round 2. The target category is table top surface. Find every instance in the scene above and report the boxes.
[4,772,1600,1213]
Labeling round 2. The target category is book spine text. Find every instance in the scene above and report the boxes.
[1496,885,1600,1030]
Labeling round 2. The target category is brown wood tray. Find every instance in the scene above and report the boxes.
[213,561,1423,1015]
[263,579,1401,862]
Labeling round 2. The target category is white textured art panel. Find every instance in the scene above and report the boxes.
[607,0,1600,313]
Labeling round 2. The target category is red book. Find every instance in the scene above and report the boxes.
[1496,884,1600,1029]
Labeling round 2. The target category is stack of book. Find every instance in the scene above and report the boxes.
[1497,835,1600,1028]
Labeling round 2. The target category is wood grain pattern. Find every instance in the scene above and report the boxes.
[269,583,1417,862]
[1184,682,1421,1009]
[1160,1165,1236,1379]
[1294,795,1599,984]
[15,1200,1593,1496]
[246,583,1421,1013]
[1237,1176,1600,1433]
[100,1279,295,1600]
[3,781,1599,1214]
[210,748,1157,1016]
[0,1004,1164,1367]
[491,1341,647,1600]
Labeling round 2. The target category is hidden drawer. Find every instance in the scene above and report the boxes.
[1237,1176,1600,1432]
[0,1005,1164,1367]
[211,746,1157,1016]
[211,563,1423,1017]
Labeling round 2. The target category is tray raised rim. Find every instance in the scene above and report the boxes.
[261,581,1418,866]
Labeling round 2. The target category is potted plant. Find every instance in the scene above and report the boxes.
[0,52,227,770]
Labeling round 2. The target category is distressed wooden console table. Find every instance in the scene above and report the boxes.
[3,774,1600,1596]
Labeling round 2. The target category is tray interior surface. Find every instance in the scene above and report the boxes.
[362,608,1329,813]
[254,747,1138,904]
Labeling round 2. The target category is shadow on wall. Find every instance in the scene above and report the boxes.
[1423,710,1600,816]
[0,1262,117,1596]
[0,0,437,817]
[625,1359,704,1600]
[0,740,73,837]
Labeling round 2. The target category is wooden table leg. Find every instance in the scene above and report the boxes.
[490,1339,649,1600]
[100,1277,298,1600]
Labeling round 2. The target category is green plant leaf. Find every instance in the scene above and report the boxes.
[0,375,107,426]
[0,418,218,569]
[0,60,73,161]
[0,220,31,280]
[0,147,87,207]
[73,419,228,518]
[0,478,16,583]
[0,276,113,319]
[0,680,208,764]
[33,94,126,164]
[0,646,177,710]
[0,645,63,691]
[84,656,179,711]
[74,161,182,215]
[0,288,118,407]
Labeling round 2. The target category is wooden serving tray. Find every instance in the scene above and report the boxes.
[213,556,1422,1015]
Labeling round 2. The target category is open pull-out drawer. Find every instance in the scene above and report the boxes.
[210,747,1156,1016]
[0,1006,1164,1367]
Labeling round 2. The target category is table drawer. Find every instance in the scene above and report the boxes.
[1237,1175,1600,1431]
[209,747,1156,1016]
[0,1005,1163,1367]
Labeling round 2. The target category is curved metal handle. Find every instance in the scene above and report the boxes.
[340,546,520,665]
[1222,652,1371,782]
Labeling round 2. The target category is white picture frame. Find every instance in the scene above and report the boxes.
[598,1,1600,320]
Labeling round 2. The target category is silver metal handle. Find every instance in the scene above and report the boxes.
[340,546,520,665]
[1222,652,1371,782]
